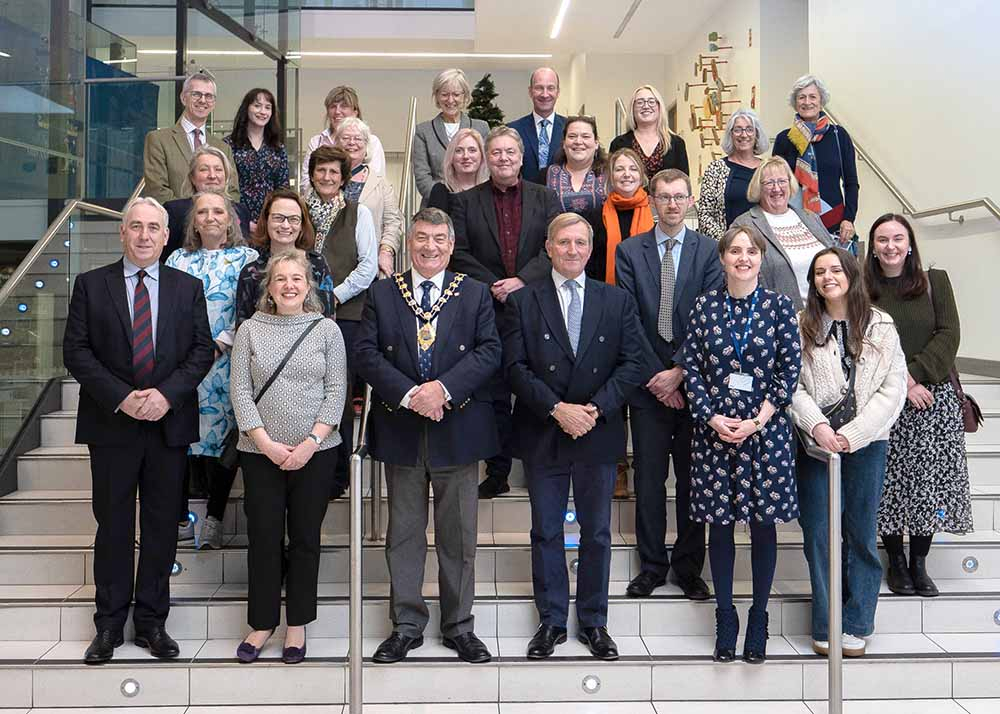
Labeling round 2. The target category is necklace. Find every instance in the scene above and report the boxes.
[393,272,466,351]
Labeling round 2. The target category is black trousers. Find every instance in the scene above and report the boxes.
[485,374,513,479]
[334,318,360,488]
[89,424,186,633]
[241,448,336,630]
[630,404,705,581]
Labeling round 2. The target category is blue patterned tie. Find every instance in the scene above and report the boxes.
[566,278,581,355]
[417,280,434,381]
[538,118,550,168]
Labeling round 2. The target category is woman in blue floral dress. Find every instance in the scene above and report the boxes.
[680,225,802,665]
[166,191,259,549]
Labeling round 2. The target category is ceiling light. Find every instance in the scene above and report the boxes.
[613,0,643,39]
[550,0,571,40]
[138,49,265,56]
[293,51,552,59]
[0,51,11,58]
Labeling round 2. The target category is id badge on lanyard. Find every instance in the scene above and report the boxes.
[726,290,759,393]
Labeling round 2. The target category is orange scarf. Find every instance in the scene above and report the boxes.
[602,188,655,283]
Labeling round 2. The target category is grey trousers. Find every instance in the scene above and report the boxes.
[384,459,479,639]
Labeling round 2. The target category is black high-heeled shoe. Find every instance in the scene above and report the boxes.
[713,607,739,662]
[742,606,769,664]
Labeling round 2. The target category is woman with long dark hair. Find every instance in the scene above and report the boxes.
[866,214,972,597]
[225,88,290,231]
[790,247,906,658]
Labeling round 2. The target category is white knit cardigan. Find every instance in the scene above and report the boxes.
[790,308,907,453]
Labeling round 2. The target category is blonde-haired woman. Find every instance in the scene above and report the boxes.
[302,85,386,184]
[426,127,489,212]
[610,85,689,178]
[411,69,489,200]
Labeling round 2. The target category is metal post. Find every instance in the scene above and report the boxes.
[348,449,363,713]
[175,1,188,121]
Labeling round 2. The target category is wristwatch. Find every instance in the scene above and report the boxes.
[307,433,322,445]
[752,418,762,431]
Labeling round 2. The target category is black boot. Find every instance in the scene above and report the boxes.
[909,555,939,597]
[886,552,916,595]
[742,606,768,664]
[713,607,739,662]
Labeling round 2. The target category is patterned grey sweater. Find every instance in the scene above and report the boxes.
[230,311,347,453]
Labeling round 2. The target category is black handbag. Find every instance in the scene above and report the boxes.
[219,319,322,470]
[822,362,857,431]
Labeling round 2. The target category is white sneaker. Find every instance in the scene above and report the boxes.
[812,639,829,656]
[177,520,194,543]
[842,633,866,657]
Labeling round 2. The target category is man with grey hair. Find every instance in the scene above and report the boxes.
[509,67,566,183]
[450,125,562,498]
[143,71,240,204]
[63,197,214,664]
[355,207,501,664]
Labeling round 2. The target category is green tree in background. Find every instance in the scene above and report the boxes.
[468,73,505,128]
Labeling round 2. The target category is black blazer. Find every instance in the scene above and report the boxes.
[508,113,566,184]
[609,130,690,177]
[502,276,645,465]
[162,197,252,262]
[354,271,502,468]
[614,227,724,409]
[63,259,215,447]
[449,180,561,293]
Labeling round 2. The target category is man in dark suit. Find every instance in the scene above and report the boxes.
[503,213,644,661]
[615,169,724,601]
[355,207,501,665]
[450,125,562,498]
[508,67,566,184]
[63,197,215,664]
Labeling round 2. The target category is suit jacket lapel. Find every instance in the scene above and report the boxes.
[429,271,460,373]
[537,278,574,360]
[550,114,565,157]
[431,114,450,152]
[171,122,192,161]
[523,117,540,161]
[673,232,697,305]
[573,278,603,362]
[391,272,421,375]
[517,182,535,256]
[104,260,132,346]
[155,265,174,361]
[477,183,501,247]
[641,232,662,307]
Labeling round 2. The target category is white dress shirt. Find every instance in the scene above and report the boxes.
[400,268,452,407]
[180,116,208,153]
[533,112,556,141]
[654,223,686,279]
[552,268,586,329]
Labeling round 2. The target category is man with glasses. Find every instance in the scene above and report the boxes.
[614,168,723,600]
[143,71,241,204]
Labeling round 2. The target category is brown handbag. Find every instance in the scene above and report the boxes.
[926,272,983,433]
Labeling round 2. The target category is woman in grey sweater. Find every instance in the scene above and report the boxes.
[230,250,347,664]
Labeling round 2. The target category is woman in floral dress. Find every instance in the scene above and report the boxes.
[166,191,258,549]
[681,225,801,665]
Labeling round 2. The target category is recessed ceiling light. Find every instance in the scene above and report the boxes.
[0,51,12,58]
[293,51,552,59]
[550,0,572,40]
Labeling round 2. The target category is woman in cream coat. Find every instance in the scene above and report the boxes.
[790,246,906,660]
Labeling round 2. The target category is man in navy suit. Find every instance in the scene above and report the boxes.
[615,169,725,601]
[63,197,215,664]
[503,212,644,661]
[508,67,566,184]
[355,207,501,665]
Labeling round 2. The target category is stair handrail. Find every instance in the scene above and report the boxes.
[804,443,843,714]
[396,96,419,272]
[614,97,629,138]
[824,109,998,225]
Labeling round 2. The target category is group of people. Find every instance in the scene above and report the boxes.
[65,66,971,671]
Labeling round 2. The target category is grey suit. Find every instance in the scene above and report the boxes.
[731,205,833,311]
[412,112,489,200]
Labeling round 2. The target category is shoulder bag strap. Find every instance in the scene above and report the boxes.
[253,318,323,404]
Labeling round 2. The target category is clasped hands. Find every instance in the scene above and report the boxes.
[258,434,319,471]
[407,380,449,422]
[646,366,685,409]
[811,423,851,453]
[553,402,599,440]
[490,277,525,303]
[118,388,170,421]
[708,414,761,447]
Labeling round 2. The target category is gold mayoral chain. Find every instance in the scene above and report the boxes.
[393,272,466,351]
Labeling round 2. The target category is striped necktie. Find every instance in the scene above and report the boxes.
[657,238,677,343]
[132,269,155,387]
[192,127,203,149]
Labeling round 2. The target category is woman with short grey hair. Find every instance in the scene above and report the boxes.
[697,108,769,241]
[772,74,860,248]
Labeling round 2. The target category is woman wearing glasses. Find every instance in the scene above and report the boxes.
[236,188,337,328]
[696,109,768,241]
[732,156,833,310]
[609,85,689,178]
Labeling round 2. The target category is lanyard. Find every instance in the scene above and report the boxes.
[725,288,759,366]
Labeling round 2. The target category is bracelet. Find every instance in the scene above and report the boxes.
[752,417,762,431]
[379,246,395,255]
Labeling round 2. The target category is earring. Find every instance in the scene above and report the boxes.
[907,248,912,255]
[266,294,275,306]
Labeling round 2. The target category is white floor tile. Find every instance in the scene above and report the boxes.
[785,633,944,655]
[926,632,1000,654]
[802,661,953,700]
[39,638,205,661]
[29,709,188,714]
[496,635,648,658]
[955,698,1000,713]
[504,704,656,713]
[0,585,79,600]
[186,707,343,714]
[362,707,497,714]
[805,700,967,713]
[651,662,803,700]
[655,703,811,713]
[642,635,798,657]
[0,640,56,661]
[954,661,1000,697]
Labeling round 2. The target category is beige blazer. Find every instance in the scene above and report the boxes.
[358,173,403,255]
[142,120,241,204]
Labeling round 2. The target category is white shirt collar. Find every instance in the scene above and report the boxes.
[411,268,446,294]
[552,268,585,292]
[655,223,686,247]
[533,111,555,129]
[123,256,160,280]
[180,115,206,135]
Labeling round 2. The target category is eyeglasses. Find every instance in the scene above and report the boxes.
[269,213,302,226]
[762,179,789,189]
[187,90,216,103]
[339,135,365,146]
[731,126,755,136]
[634,98,659,108]
[653,193,690,204]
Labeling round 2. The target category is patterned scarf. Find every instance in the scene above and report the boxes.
[306,191,345,251]
[788,111,834,222]
[601,188,654,284]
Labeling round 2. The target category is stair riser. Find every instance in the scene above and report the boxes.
[966,417,1000,445]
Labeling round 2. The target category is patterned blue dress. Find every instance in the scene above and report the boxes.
[166,245,259,457]
[680,287,802,525]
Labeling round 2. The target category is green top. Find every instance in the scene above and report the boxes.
[872,268,960,385]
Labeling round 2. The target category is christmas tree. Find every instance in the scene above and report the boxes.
[468,73,505,128]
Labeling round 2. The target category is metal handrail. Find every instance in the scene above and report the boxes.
[396,96,419,272]
[347,384,373,714]
[825,109,998,225]
[614,97,629,138]
[804,443,843,714]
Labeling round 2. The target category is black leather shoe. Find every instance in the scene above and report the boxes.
[134,626,180,659]
[84,629,123,665]
[886,553,916,595]
[626,570,666,598]
[372,632,423,663]
[677,575,711,601]
[577,626,619,661]
[442,632,492,663]
[478,474,510,499]
[526,624,567,659]
[909,555,939,597]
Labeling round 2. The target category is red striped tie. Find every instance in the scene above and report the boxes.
[132,269,155,387]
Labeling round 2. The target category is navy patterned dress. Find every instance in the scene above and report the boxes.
[224,136,290,224]
[680,287,802,525]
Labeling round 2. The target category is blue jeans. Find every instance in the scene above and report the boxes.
[797,440,887,641]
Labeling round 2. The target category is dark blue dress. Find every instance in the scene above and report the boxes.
[723,159,755,227]
[680,288,802,525]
